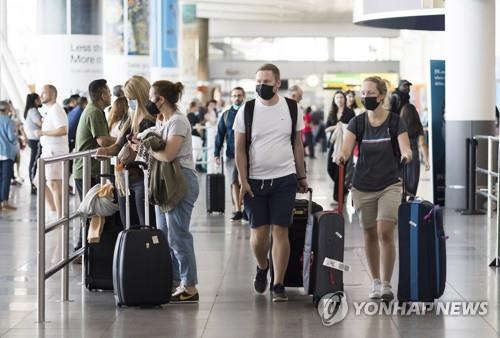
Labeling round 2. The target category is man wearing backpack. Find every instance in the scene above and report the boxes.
[234,64,308,302]
[214,87,246,222]
[390,79,412,115]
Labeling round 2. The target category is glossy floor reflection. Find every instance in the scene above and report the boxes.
[0,152,499,337]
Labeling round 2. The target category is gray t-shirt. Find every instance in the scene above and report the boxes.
[161,112,195,171]
[347,113,407,191]
[25,108,42,140]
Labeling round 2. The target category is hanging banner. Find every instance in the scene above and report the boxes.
[429,60,446,206]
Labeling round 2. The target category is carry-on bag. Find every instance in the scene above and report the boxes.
[397,163,446,302]
[303,165,346,304]
[113,161,173,307]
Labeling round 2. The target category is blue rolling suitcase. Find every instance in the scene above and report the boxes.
[397,165,447,302]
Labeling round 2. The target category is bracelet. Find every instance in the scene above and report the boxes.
[297,177,307,181]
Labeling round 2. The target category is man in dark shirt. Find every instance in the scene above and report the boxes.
[390,79,412,114]
[214,87,246,221]
[67,97,88,153]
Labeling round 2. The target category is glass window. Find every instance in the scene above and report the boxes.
[210,37,328,61]
[334,37,398,61]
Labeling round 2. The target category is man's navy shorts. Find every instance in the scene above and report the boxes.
[244,174,297,228]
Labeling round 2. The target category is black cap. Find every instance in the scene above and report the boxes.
[398,79,412,87]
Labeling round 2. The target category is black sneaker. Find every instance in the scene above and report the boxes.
[242,211,249,223]
[272,284,288,302]
[230,211,243,221]
[254,261,269,293]
[170,288,199,303]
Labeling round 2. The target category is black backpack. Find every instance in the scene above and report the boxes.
[244,97,298,177]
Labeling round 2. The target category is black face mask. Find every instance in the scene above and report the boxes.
[361,97,380,111]
[146,100,160,116]
[256,84,275,100]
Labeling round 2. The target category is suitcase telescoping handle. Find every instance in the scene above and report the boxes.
[306,187,313,217]
[124,161,150,229]
[337,164,345,214]
[220,154,224,175]
[401,158,408,203]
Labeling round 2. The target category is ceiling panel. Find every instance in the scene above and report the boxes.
[192,0,353,23]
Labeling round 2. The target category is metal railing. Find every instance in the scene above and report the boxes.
[474,136,497,218]
[461,136,499,217]
[37,149,109,323]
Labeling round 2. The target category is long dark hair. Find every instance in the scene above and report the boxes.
[327,90,347,125]
[24,93,40,119]
[400,103,423,138]
[345,90,358,109]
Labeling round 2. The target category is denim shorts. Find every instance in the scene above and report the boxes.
[244,173,297,228]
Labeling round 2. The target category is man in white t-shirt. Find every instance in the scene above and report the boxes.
[234,64,308,302]
[35,84,69,222]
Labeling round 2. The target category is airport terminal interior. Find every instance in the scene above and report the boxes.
[1,0,500,337]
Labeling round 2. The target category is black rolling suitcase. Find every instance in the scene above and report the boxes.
[269,188,323,287]
[398,164,446,302]
[303,165,346,304]
[85,211,123,291]
[113,161,173,307]
[206,156,225,214]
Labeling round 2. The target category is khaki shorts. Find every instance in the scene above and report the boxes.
[351,183,402,229]
[41,147,69,181]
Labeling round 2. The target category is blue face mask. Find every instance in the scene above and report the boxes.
[128,99,137,111]
[232,104,241,110]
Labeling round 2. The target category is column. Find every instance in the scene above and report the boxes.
[126,0,151,78]
[102,0,127,87]
[179,2,199,104]
[150,0,180,82]
[0,0,7,99]
[36,0,104,99]
[445,0,496,209]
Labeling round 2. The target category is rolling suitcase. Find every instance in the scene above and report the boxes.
[86,211,123,291]
[206,156,225,214]
[113,161,173,307]
[269,188,323,288]
[303,165,346,304]
[398,164,446,302]
[85,173,123,291]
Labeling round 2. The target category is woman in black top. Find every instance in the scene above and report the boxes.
[326,91,355,204]
[400,103,430,196]
[335,76,412,302]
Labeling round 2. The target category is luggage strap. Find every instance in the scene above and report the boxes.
[409,202,419,300]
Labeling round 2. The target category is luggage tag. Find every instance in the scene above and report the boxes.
[323,257,350,273]
[346,191,354,224]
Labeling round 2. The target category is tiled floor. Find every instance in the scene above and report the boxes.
[0,152,499,337]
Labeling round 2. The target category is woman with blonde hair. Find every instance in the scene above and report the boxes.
[335,76,412,302]
[96,75,157,226]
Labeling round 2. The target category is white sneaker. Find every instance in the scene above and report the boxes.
[369,279,382,299]
[381,282,394,302]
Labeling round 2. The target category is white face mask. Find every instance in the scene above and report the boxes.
[128,99,137,111]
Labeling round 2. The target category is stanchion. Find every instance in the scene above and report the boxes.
[489,143,500,267]
[462,138,486,215]
[457,138,471,212]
